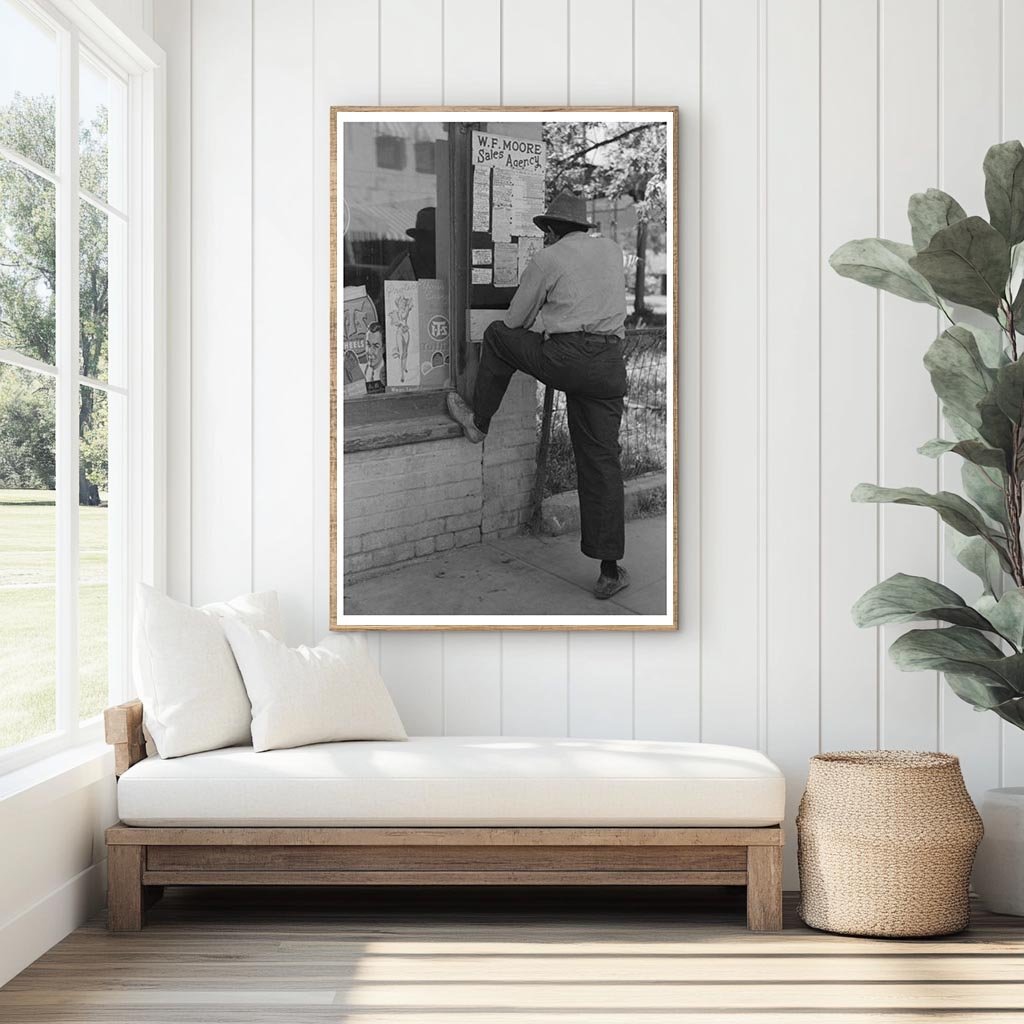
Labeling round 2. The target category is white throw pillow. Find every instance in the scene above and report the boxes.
[133,584,283,758]
[223,622,407,752]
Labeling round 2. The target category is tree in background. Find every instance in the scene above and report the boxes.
[0,93,109,502]
[543,121,668,322]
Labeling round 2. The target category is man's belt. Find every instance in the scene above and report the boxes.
[548,330,623,342]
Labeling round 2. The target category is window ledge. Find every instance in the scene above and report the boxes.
[343,415,464,453]
[0,740,113,814]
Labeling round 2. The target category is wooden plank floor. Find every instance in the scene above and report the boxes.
[3,886,1024,1022]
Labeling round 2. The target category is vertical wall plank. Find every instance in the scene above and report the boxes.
[560,0,637,735]
[568,0,632,103]
[1002,0,1024,786]
[380,633,445,734]
[189,0,253,605]
[153,0,190,604]
[630,0,701,743]
[253,0,315,645]
[375,0,447,723]
[502,0,567,103]
[380,0,443,105]
[878,0,940,751]
[495,0,572,734]
[440,0,505,734]
[699,0,760,749]
[819,0,879,754]
[938,0,1002,796]
[312,0,379,644]
[764,0,821,885]
[443,0,500,105]
[502,633,569,735]
[444,635,502,734]
[568,634,634,738]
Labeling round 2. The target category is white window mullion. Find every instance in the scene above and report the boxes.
[55,24,81,734]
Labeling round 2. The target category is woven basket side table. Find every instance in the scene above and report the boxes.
[797,750,983,938]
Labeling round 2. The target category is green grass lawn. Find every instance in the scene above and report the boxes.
[0,489,109,751]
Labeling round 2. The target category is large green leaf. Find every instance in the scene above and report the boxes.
[962,461,1009,527]
[944,671,1023,714]
[984,140,1024,246]
[942,407,983,442]
[852,573,994,630]
[993,357,1024,423]
[851,483,1009,554]
[978,391,1016,458]
[830,238,943,307]
[951,532,1004,596]
[965,321,1011,368]
[908,188,968,251]
[977,589,1024,649]
[909,217,1011,314]
[923,326,996,427]
[918,437,1007,470]
[889,627,1024,702]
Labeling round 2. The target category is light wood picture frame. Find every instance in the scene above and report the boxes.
[330,107,679,631]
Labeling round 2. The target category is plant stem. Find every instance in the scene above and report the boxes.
[1005,306,1024,587]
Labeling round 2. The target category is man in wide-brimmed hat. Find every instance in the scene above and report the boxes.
[446,191,630,600]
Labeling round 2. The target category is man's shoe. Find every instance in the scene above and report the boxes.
[446,392,486,444]
[593,566,630,600]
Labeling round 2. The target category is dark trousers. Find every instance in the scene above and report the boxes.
[474,321,628,562]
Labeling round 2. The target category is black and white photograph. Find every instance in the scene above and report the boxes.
[331,108,678,629]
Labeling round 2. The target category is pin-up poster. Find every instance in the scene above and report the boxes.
[384,279,450,392]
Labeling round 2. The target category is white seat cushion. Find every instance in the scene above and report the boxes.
[117,736,785,827]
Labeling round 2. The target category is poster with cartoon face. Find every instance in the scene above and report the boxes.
[341,286,386,396]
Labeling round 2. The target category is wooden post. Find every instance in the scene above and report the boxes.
[107,845,145,932]
[746,844,783,932]
[529,384,555,532]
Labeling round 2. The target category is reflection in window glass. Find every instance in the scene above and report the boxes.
[79,384,109,723]
[0,159,56,364]
[375,135,406,171]
[0,0,57,171]
[0,363,56,750]
[342,122,450,398]
[79,51,126,208]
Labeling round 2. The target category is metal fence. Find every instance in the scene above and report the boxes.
[535,328,669,499]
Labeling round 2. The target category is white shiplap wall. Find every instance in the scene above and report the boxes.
[153,0,1024,883]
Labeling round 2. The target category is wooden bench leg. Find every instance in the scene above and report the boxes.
[107,845,145,932]
[746,845,783,931]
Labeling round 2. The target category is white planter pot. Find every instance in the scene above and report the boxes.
[973,787,1024,916]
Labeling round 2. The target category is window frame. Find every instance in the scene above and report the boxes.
[0,0,164,776]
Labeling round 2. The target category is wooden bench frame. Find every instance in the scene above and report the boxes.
[104,700,784,932]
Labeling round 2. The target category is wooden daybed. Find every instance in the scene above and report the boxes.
[104,700,785,932]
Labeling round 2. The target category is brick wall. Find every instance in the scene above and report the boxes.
[482,372,537,539]
[342,373,538,578]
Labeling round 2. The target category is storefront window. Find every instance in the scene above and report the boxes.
[342,122,451,400]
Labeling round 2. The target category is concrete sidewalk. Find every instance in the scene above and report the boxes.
[344,515,668,617]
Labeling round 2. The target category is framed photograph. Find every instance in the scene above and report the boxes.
[330,107,678,630]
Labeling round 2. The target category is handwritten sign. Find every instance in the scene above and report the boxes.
[472,130,547,173]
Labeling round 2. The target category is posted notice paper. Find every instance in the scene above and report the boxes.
[493,242,518,288]
[472,166,490,232]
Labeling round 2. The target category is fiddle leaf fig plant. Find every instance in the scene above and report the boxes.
[832,140,1024,731]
